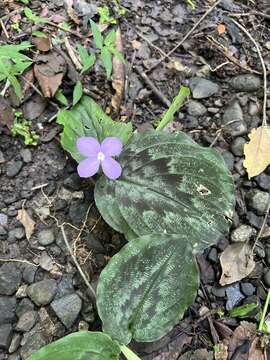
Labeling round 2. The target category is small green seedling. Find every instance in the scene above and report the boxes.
[11,111,39,146]
[98,6,117,25]
[186,0,196,10]
[90,20,125,79]
[229,303,258,318]
[24,7,48,25]
[77,45,96,75]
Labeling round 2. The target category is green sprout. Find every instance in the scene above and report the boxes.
[11,111,39,146]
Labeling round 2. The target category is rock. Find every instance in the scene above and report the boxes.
[68,200,90,224]
[9,333,22,353]
[220,150,234,171]
[207,248,218,263]
[81,300,95,323]
[0,214,8,227]
[20,149,32,163]
[16,284,28,298]
[211,286,226,298]
[56,274,74,298]
[6,161,23,178]
[179,348,213,360]
[51,293,82,328]
[37,229,55,246]
[255,173,270,191]
[84,234,105,254]
[230,74,261,92]
[254,243,265,258]
[0,324,13,350]
[0,151,5,164]
[27,279,57,306]
[265,245,270,265]
[226,283,245,310]
[0,296,16,323]
[187,101,207,116]
[0,263,22,295]
[247,189,270,215]
[22,264,37,284]
[38,308,57,337]
[16,298,34,318]
[246,211,263,229]
[231,225,256,243]
[264,270,270,287]
[240,282,255,296]
[39,252,54,272]
[16,310,37,332]
[190,77,219,99]
[230,137,246,156]
[63,173,82,191]
[8,228,25,242]
[20,324,48,360]
[223,100,247,137]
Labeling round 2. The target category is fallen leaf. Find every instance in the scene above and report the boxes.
[244,126,270,178]
[0,96,14,130]
[111,27,125,113]
[248,337,264,360]
[220,243,255,286]
[17,209,35,240]
[34,52,66,97]
[214,342,228,360]
[32,36,51,52]
[217,24,226,35]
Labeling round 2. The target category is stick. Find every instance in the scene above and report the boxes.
[0,19,9,39]
[64,36,82,71]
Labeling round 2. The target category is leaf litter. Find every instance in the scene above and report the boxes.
[17,208,35,241]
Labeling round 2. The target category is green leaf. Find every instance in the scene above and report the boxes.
[101,47,112,79]
[110,47,125,64]
[229,303,258,318]
[90,20,104,49]
[8,74,22,99]
[32,30,47,38]
[95,130,235,251]
[24,7,48,24]
[156,86,190,130]
[55,90,68,106]
[97,233,199,344]
[78,45,96,74]
[57,96,133,162]
[27,331,121,360]
[73,80,83,106]
[104,30,116,47]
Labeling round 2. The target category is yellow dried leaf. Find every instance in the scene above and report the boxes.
[243,126,270,178]
[17,209,35,241]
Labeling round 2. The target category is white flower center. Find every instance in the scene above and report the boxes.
[97,151,105,162]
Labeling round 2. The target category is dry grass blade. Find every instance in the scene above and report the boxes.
[17,209,35,241]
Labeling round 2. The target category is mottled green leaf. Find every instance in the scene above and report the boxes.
[27,331,121,360]
[104,30,116,47]
[55,89,68,106]
[73,80,83,106]
[97,234,199,344]
[90,20,104,49]
[95,130,235,251]
[78,45,96,74]
[57,96,133,162]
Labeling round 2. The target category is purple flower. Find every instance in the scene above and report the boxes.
[76,136,123,180]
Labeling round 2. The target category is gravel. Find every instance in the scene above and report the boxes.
[189,77,220,99]
[50,293,82,328]
[37,229,55,246]
[247,189,270,215]
[27,279,57,306]
[231,225,256,243]
[6,161,23,178]
[230,74,261,92]
[0,263,22,295]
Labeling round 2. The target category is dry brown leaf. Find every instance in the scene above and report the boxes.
[220,243,255,286]
[32,36,51,52]
[34,52,66,97]
[17,209,35,240]
[111,27,125,113]
[243,126,270,178]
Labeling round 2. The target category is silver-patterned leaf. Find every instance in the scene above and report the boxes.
[95,130,235,251]
[97,234,198,345]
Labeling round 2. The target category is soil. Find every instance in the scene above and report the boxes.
[1,0,270,359]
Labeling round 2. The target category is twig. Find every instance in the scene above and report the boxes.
[230,18,268,126]
[228,11,270,21]
[64,37,82,71]
[149,0,222,71]
[135,30,167,57]
[0,79,10,97]
[0,258,38,267]
[134,66,171,107]
[60,225,96,303]
[0,19,9,39]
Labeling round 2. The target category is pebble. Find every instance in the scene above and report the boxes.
[248,102,260,116]
[16,284,28,298]
[16,310,37,332]
[20,149,32,163]
[255,173,270,191]
[37,229,55,246]
[22,264,37,284]
[50,293,82,329]
[211,286,226,298]
[38,252,54,272]
[230,74,261,92]
[240,282,255,296]
[0,151,5,164]
[264,270,270,287]
[9,333,22,353]
[187,100,207,116]
[246,211,263,229]
[231,224,256,243]
[63,173,83,191]
[230,137,246,156]
[20,323,47,360]
[16,298,34,318]
[189,77,220,99]
[247,189,270,215]
[0,263,22,295]
[56,274,74,299]
[85,234,105,254]
[8,228,25,242]
[6,161,23,178]
[0,324,13,350]
[223,100,247,137]
[254,243,265,258]
[0,296,16,323]
[68,200,90,224]
[207,247,218,263]
[226,283,245,310]
[220,150,234,171]
[27,279,57,306]
[0,214,8,227]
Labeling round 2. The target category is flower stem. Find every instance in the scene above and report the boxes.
[259,288,270,331]
[120,345,142,360]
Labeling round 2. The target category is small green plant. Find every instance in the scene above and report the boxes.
[11,21,22,33]
[186,0,196,10]
[0,42,32,99]
[77,44,96,75]
[98,6,117,25]
[11,111,39,146]
[24,7,48,25]
[90,20,125,79]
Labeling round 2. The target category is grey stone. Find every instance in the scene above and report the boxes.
[254,243,265,258]
[39,252,53,272]
[20,149,32,163]
[246,211,264,229]
[264,270,270,287]
[220,150,234,171]
[22,264,37,284]
[6,161,23,178]
[190,77,219,99]
[255,173,270,191]
[68,200,90,224]
[56,274,74,298]
[223,100,247,137]
[8,228,25,242]
[231,225,256,243]
[211,286,226,298]
[16,298,34,318]
[230,74,261,92]
[0,214,8,227]
[207,248,218,263]
[187,100,207,116]
[0,324,12,350]
[63,173,82,191]
[51,293,82,328]
[230,137,246,156]
[37,229,55,246]
[240,282,255,296]
[20,324,48,360]
[16,311,37,332]
[27,279,57,306]
[247,189,270,215]
[226,283,245,310]
[0,151,5,164]
[0,263,22,295]
[84,234,105,254]
[9,333,22,353]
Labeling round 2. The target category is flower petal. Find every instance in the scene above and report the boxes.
[77,137,100,157]
[77,157,100,178]
[101,157,122,180]
[101,137,123,157]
